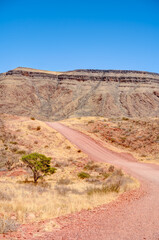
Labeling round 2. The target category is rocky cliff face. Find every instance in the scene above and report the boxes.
[0,67,159,120]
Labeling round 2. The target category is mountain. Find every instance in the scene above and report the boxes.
[0,67,159,120]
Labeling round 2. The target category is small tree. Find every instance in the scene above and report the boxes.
[21,153,56,183]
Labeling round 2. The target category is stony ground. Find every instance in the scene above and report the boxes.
[61,116,159,164]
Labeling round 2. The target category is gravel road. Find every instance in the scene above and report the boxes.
[45,122,159,240]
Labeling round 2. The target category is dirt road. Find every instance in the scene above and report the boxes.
[45,122,159,240]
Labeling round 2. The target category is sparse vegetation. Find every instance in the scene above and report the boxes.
[0,115,138,226]
[63,117,159,164]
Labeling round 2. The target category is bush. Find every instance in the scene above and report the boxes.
[5,159,14,171]
[31,117,35,120]
[11,147,18,152]
[88,120,94,124]
[108,165,115,172]
[10,141,17,145]
[87,181,121,195]
[36,126,41,131]
[16,150,26,155]
[0,219,19,234]
[66,146,71,149]
[0,191,12,201]
[57,178,72,185]
[92,129,99,133]
[109,138,115,143]
[21,153,56,183]
[102,172,110,179]
[122,117,129,121]
[54,161,68,168]
[114,169,123,177]
[55,186,71,196]
[83,162,99,171]
[78,172,90,179]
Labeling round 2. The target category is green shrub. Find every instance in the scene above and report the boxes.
[78,171,90,179]
[122,117,129,121]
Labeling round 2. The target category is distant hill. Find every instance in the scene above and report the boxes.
[0,67,159,120]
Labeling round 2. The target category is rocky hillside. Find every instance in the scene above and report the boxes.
[0,67,159,120]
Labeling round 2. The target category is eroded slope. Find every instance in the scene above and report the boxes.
[0,67,159,120]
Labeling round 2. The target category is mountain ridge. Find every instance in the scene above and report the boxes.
[2,66,159,76]
[0,67,159,120]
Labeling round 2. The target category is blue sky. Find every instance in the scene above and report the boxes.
[0,0,159,73]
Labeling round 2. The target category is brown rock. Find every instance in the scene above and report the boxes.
[0,67,159,120]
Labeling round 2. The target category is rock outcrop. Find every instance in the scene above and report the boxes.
[0,67,159,120]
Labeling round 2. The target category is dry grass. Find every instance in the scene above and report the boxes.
[0,163,138,224]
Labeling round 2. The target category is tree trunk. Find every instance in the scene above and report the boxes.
[33,171,38,183]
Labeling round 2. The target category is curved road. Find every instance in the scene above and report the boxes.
[46,122,159,240]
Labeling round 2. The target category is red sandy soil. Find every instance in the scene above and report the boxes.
[0,168,28,177]
[2,122,159,240]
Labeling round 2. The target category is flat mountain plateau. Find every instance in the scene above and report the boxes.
[1,67,159,120]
